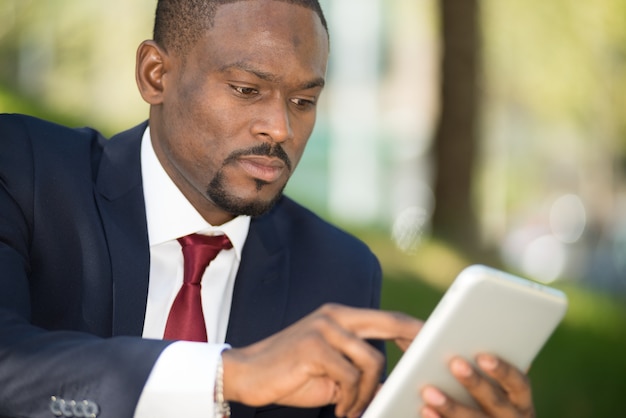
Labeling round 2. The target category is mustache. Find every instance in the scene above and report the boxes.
[224,143,292,172]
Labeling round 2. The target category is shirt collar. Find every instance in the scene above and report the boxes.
[140,126,250,259]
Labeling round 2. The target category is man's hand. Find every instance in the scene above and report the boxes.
[421,354,535,418]
[221,303,422,418]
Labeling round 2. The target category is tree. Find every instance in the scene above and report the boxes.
[431,0,482,253]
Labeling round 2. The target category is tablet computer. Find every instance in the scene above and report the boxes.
[362,264,568,417]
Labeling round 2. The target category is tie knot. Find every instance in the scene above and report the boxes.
[177,233,232,284]
[178,233,233,251]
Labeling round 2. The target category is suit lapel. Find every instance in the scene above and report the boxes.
[226,206,290,347]
[94,122,151,337]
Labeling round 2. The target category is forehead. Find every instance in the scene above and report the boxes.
[186,1,329,81]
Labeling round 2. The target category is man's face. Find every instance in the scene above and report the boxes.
[150,1,329,225]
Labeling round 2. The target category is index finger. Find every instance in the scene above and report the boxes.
[317,304,422,344]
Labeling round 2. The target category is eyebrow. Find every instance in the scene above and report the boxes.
[220,61,326,90]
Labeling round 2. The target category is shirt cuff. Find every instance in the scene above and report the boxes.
[134,341,231,418]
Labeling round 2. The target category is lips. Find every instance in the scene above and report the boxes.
[237,156,287,183]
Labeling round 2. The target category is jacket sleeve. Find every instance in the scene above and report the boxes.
[0,308,171,417]
[0,114,172,418]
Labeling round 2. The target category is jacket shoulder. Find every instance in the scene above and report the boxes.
[1,113,107,173]
[0,113,105,146]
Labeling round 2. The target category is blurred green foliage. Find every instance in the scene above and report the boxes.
[355,228,626,418]
[0,84,83,128]
[480,0,626,222]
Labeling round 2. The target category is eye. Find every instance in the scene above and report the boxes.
[230,85,259,97]
[290,97,317,110]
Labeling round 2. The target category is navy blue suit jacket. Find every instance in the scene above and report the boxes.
[0,114,383,418]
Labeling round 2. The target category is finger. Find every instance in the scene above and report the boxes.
[395,335,416,352]
[318,304,423,344]
[304,337,363,415]
[421,386,486,418]
[449,357,516,418]
[222,324,362,409]
[313,309,386,417]
[476,355,535,416]
[342,339,384,417]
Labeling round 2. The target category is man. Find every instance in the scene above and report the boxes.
[0,1,535,417]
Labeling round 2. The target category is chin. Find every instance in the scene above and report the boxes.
[210,190,284,218]
[207,171,287,217]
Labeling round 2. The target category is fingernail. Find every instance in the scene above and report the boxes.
[478,354,498,371]
[450,358,472,377]
[422,387,446,406]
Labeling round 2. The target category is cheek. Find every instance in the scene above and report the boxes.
[172,79,237,136]
[159,114,224,186]
[188,91,249,144]
[172,115,247,188]
[170,96,234,157]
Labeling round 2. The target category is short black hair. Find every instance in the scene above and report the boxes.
[153,0,328,54]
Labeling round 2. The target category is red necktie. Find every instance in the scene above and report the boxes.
[163,233,233,342]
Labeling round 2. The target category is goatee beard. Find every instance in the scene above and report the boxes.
[206,143,292,217]
[206,171,287,218]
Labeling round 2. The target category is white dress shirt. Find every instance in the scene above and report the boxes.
[134,126,251,418]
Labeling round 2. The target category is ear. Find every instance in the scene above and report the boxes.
[135,40,169,105]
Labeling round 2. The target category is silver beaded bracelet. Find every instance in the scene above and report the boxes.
[215,354,231,418]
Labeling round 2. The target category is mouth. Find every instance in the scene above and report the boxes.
[237,156,287,183]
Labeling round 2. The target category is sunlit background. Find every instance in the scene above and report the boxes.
[1,0,625,416]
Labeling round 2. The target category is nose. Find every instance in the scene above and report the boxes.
[252,98,294,143]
